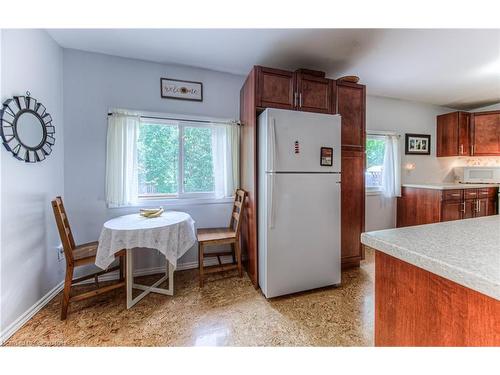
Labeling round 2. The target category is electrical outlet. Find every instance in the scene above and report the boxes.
[56,245,64,262]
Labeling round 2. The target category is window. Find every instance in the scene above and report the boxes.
[105,112,239,207]
[365,132,401,197]
[137,120,215,198]
[366,134,387,192]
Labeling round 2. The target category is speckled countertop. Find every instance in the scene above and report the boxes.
[361,216,500,300]
[402,183,500,190]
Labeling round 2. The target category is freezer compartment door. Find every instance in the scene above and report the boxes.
[262,173,341,298]
[262,109,341,173]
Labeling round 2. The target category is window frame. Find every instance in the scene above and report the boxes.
[365,131,396,195]
[137,119,216,200]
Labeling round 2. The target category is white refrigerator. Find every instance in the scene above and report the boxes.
[258,108,341,298]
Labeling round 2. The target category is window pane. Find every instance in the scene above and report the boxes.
[137,123,179,195]
[183,127,214,193]
[366,136,386,189]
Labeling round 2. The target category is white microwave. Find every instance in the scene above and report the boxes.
[454,167,500,184]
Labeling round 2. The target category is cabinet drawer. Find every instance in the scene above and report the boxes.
[464,189,479,199]
[442,189,463,201]
[477,187,498,198]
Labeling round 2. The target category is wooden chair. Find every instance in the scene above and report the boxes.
[197,189,247,287]
[51,196,126,320]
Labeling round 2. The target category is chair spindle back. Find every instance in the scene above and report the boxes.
[51,196,76,263]
[229,189,247,238]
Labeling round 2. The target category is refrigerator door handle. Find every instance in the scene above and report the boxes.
[269,173,276,229]
[269,118,277,172]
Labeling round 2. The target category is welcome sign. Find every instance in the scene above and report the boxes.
[160,78,203,101]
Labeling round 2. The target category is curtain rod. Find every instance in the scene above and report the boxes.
[107,112,240,126]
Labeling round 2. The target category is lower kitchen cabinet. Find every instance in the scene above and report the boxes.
[441,200,464,222]
[397,186,498,227]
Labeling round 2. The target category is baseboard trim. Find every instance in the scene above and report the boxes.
[0,280,64,345]
[76,256,233,284]
[0,256,233,345]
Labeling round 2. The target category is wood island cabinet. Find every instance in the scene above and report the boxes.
[437,110,500,157]
[374,251,500,346]
[397,186,498,227]
[240,65,366,287]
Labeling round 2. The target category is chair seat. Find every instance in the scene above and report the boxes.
[197,228,236,243]
[72,242,126,264]
[72,241,98,261]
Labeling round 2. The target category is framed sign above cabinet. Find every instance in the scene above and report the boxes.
[0,92,55,163]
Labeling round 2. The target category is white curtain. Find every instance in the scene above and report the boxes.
[212,123,240,198]
[105,114,140,207]
[382,134,401,198]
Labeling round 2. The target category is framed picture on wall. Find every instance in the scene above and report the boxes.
[405,133,431,155]
[160,78,203,101]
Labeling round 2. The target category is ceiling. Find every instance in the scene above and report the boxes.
[47,29,500,109]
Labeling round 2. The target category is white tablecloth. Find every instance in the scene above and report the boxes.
[95,211,196,270]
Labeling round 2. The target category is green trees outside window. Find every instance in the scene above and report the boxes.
[137,122,215,196]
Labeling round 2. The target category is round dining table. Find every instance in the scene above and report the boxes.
[96,211,196,308]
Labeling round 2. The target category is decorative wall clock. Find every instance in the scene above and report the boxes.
[0,92,55,163]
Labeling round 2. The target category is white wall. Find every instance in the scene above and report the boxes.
[62,49,245,272]
[365,95,454,231]
[471,102,500,112]
[0,30,64,334]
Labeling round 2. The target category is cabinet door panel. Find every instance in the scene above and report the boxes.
[341,149,365,264]
[458,112,471,156]
[475,198,488,218]
[472,112,500,155]
[441,201,463,222]
[296,74,333,114]
[256,67,295,110]
[436,112,470,157]
[464,200,476,219]
[437,112,459,157]
[337,82,366,148]
[486,197,497,216]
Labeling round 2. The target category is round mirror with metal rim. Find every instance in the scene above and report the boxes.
[0,92,55,163]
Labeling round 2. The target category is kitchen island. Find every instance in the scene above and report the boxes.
[361,216,500,346]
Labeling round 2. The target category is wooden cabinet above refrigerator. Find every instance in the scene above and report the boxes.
[255,66,336,114]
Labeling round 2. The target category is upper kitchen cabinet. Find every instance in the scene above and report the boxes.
[255,66,336,114]
[471,111,500,156]
[295,71,335,114]
[336,81,366,148]
[255,66,295,110]
[436,110,500,157]
[436,111,470,157]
